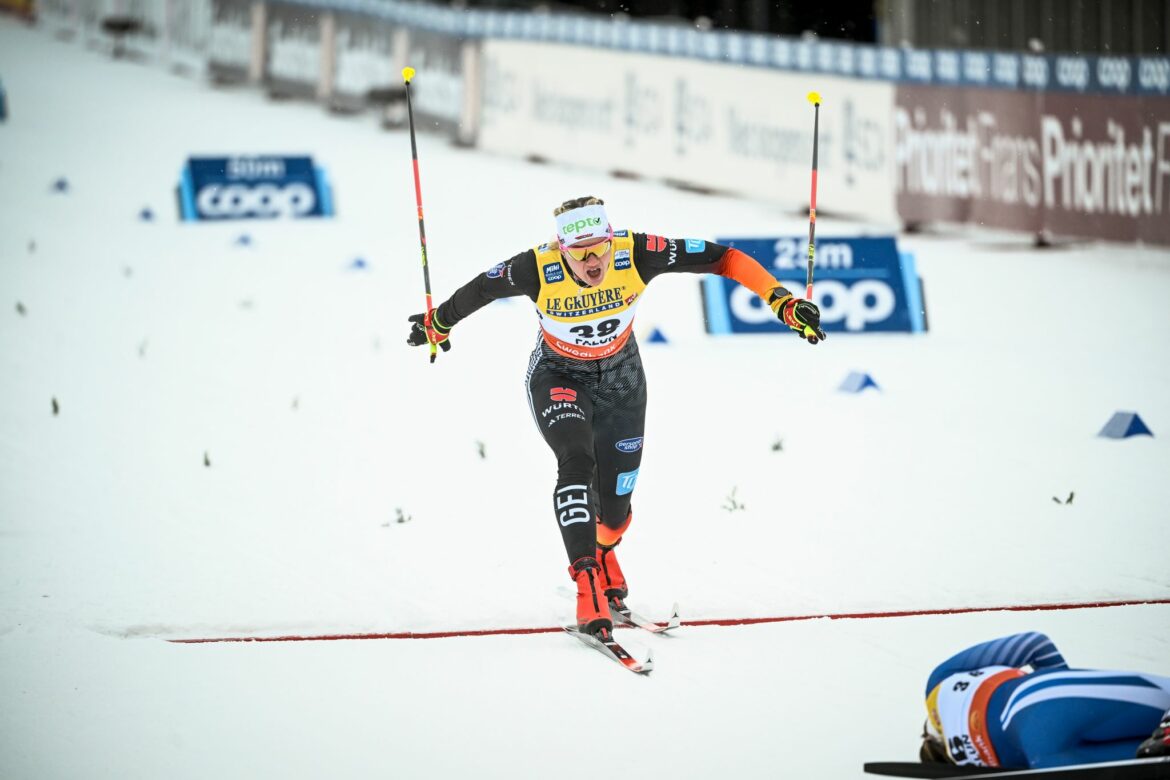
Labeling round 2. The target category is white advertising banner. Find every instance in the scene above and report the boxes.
[479,40,896,223]
[331,11,400,110]
[162,0,213,75]
[265,1,321,97]
[208,0,253,82]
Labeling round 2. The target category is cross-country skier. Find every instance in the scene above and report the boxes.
[919,631,1170,769]
[407,196,825,638]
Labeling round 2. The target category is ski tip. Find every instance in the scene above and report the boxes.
[638,648,654,674]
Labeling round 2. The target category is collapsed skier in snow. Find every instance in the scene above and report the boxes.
[407,196,824,639]
[919,631,1170,770]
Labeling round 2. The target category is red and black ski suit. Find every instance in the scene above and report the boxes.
[430,232,785,563]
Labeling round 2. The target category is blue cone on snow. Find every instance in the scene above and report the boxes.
[1098,411,1153,439]
[348,257,368,270]
[139,207,154,221]
[234,233,252,247]
[647,327,669,344]
[839,371,880,393]
[51,177,69,193]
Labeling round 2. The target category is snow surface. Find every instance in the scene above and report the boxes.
[2,17,1169,780]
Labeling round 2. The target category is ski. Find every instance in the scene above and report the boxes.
[563,625,653,674]
[557,586,681,635]
[863,763,1005,778]
[863,757,1169,780]
[610,601,681,635]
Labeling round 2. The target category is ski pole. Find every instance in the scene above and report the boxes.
[805,91,821,301]
[803,91,822,344]
[402,66,438,363]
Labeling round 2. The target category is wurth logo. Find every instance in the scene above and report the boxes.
[550,387,577,402]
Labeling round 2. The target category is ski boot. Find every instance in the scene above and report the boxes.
[596,510,632,610]
[568,556,612,636]
[596,541,628,611]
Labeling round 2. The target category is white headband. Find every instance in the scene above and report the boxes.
[556,203,610,247]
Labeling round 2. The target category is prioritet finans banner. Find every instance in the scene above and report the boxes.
[479,39,897,224]
[895,85,1170,245]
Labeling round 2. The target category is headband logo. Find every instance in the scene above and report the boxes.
[563,217,602,234]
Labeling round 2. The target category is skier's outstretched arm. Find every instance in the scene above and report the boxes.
[406,250,540,356]
[633,234,826,343]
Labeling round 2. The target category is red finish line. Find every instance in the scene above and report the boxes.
[167,597,1170,644]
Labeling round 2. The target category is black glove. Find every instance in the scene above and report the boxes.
[407,311,452,356]
[767,288,827,345]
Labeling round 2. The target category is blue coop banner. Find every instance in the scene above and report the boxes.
[179,156,334,221]
[702,236,926,335]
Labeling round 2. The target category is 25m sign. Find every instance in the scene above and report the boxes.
[178,156,335,221]
[702,236,928,335]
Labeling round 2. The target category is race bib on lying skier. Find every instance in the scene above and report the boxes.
[930,666,1025,767]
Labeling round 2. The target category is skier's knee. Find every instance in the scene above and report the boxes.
[597,506,632,547]
[557,449,594,485]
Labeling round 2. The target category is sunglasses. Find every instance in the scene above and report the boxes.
[560,230,613,263]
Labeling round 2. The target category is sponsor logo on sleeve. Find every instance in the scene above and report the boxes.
[549,387,578,402]
[486,262,506,279]
[685,239,706,253]
[645,235,666,252]
[616,468,640,496]
[542,261,565,283]
[613,229,629,238]
[615,436,643,453]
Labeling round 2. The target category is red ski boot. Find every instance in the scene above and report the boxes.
[596,541,628,608]
[596,510,632,609]
[568,557,612,636]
